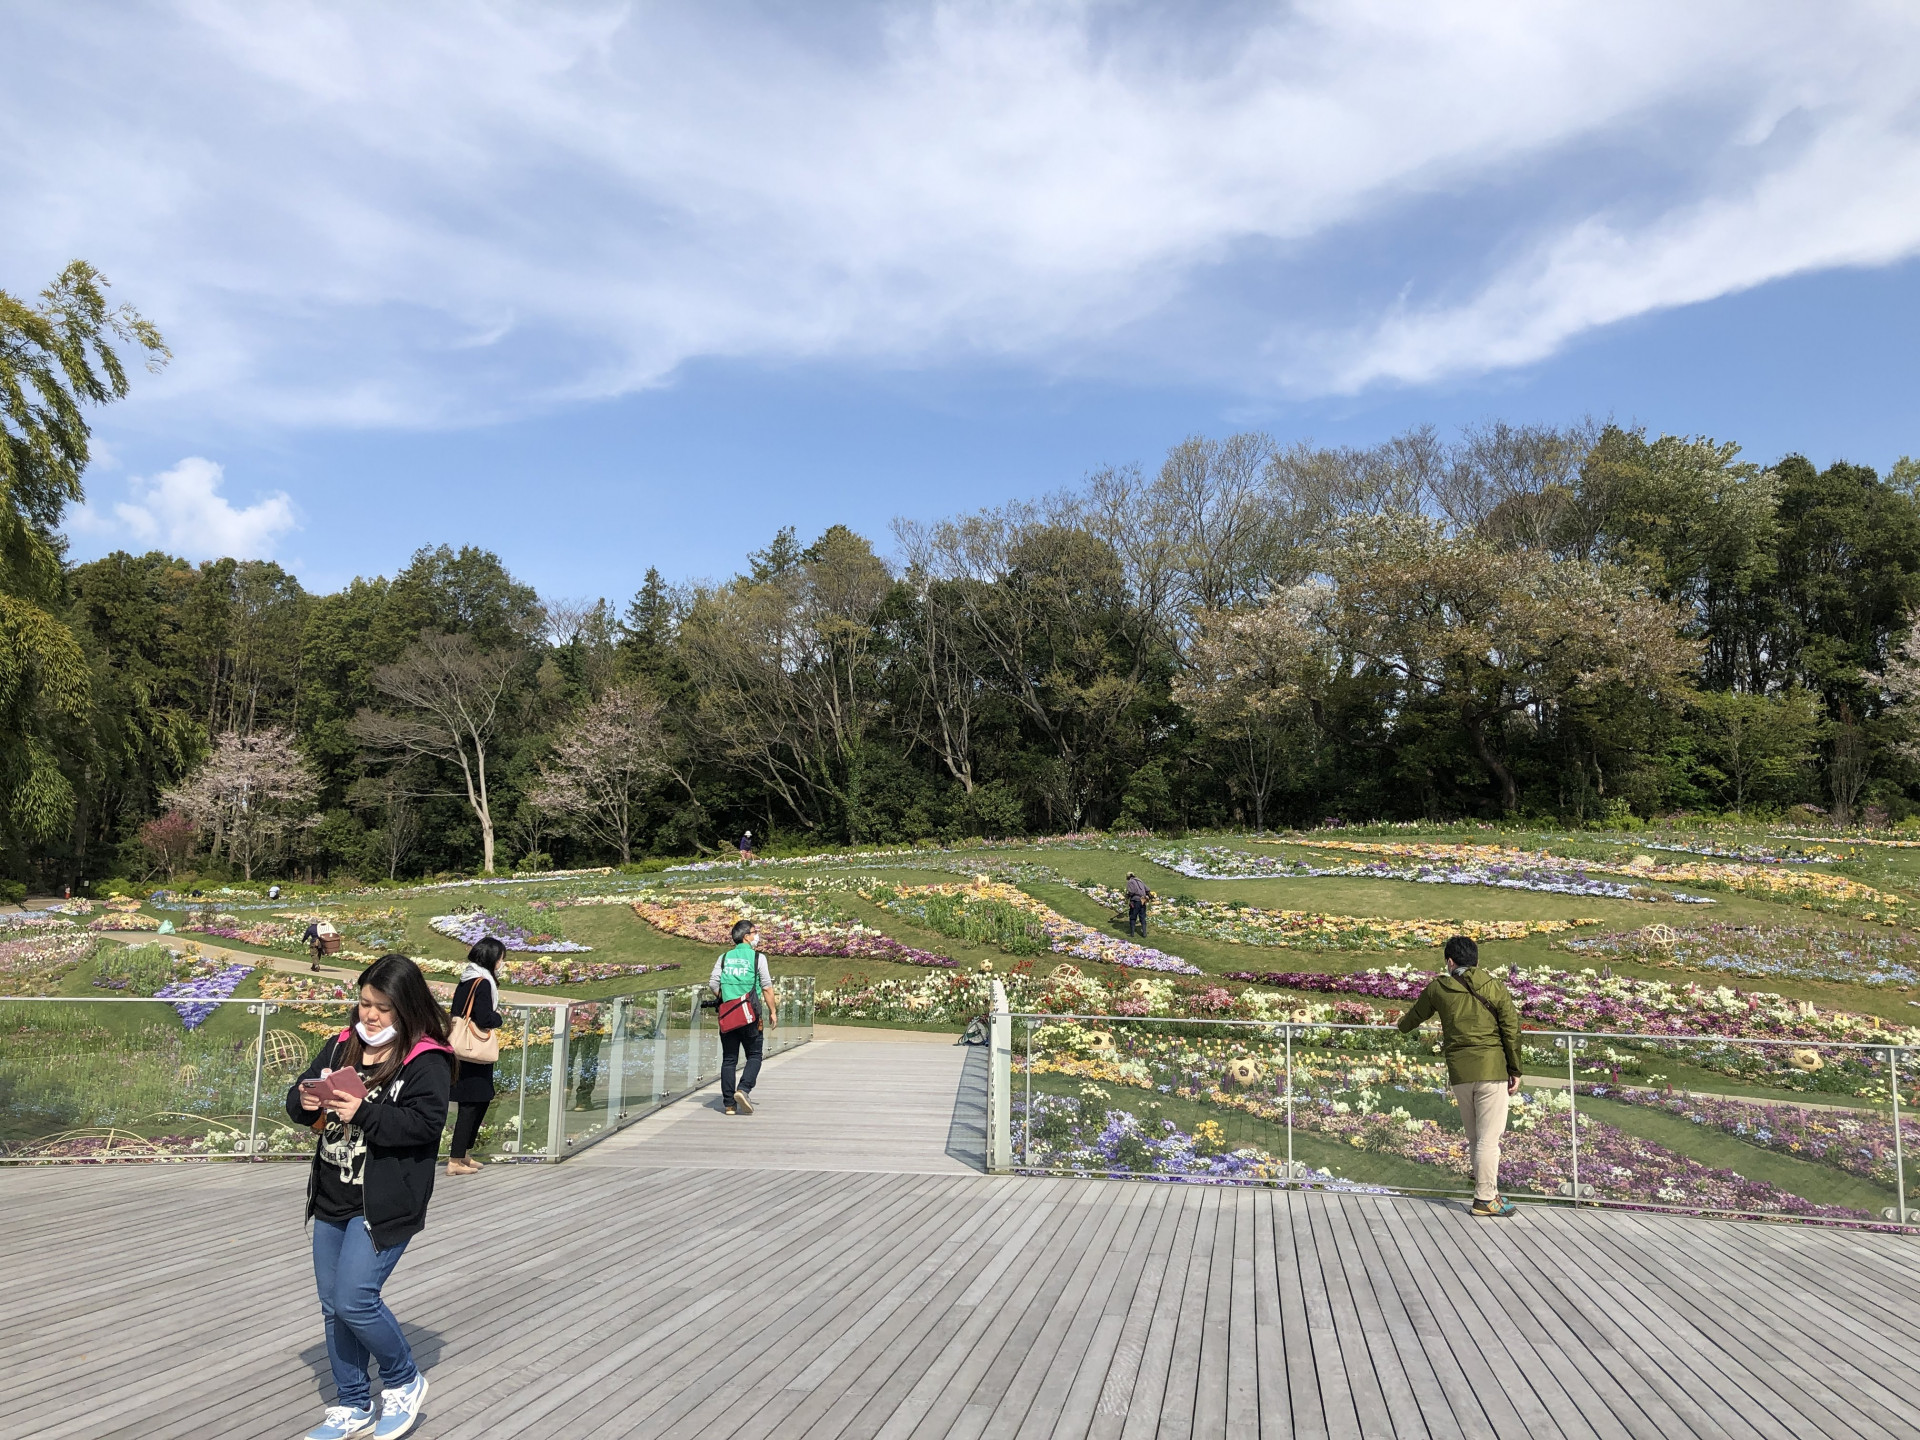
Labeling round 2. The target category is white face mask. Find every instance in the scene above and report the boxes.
[356,1020,397,1047]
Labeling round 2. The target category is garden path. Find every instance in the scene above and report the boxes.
[5,1036,1920,1439]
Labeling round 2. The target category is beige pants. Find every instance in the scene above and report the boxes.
[1452,1082,1510,1203]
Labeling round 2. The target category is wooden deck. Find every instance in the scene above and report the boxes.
[7,1034,1920,1439]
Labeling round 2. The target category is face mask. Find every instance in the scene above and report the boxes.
[356,1020,397,1047]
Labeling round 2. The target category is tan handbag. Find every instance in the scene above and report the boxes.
[450,979,500,1064]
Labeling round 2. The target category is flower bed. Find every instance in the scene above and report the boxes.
[1071,880,1601,950]
[631,891,957,967]
[872,880,1202,974]
[1288,839,1905,913]
[0,911,78,933]
[0,932,98,994]
[1560,922,1920,988]
[1223,961,1920,1049]
[430,910,592,953]
[1584,1085,1904,1187]
[154,958,254,1029]
[1029,1028,1874,1219]
[1147,845,1710,903]
[496,957,682,987]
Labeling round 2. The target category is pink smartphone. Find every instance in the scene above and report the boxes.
[326,1068,367,1100]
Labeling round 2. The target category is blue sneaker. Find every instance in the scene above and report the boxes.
[374,1375,428,1438]
[303,1406,376,1440]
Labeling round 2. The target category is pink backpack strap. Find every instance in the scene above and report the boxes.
[404,1035,454,1064]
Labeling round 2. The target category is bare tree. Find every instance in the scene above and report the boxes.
[350,632,517,873]
[527,681,673,863]
[349,770,421,880]
[161,727,320,880]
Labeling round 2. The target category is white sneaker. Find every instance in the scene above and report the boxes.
[303,1405,376,1440]
[373,1374,428,1438]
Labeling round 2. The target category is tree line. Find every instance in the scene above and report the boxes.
[9,264,1920,885]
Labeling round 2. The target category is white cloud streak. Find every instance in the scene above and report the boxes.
[71,458,298,561]
[4,0,1918,419]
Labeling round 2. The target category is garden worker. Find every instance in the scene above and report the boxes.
[709,918,778,1115]
[446,935,505,1176]
[1124,872,1151,937]
[738,828,755,863]
[304,920,325,972]
[287,954,452,1440]
[1395,935,1522,1219]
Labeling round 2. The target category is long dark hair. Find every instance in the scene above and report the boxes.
[344,954,450,1086]
[467,936,505,975]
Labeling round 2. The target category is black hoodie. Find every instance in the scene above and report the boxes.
[287,1030,453,1250]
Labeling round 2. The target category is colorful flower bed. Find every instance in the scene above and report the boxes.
[154,957,254,1029]
[1013,1093,1378,1189]
[1560,922,1920,988]
[90,911,162,932]
[0,932,98,994]
[1028,1027,1874,1219]
[631,890,957,967]
[496,957,682,987]
[0,911,79,933]
[1070,880,1601,950]
[430,910,592,953]
[1146,845,1711,903]
[1584,1085,1904,1187]
[1288,839,1906,913]
[1223,962,1920,1051]
[870,880,1202,974]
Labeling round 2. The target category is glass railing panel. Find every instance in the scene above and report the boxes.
[561,1001,613,1148]
[495,1005,556,1159]
[1561,1033,1910,1224]
[0,997,281,1162]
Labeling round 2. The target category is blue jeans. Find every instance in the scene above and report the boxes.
[312,1217,415,1409]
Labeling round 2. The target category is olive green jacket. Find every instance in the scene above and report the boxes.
[1395,967,1523,1085]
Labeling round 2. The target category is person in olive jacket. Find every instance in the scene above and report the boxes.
[446,935,505,1175]
[1396,935,1523,1218]
[286,954,451,1440]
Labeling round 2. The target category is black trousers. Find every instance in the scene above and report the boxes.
[450,1100,489,1158]
[1127,898,1147,936]
[721,1024,764,1101]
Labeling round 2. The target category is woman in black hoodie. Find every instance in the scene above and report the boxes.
[286,954,451,1440]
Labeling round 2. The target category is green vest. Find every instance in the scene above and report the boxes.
[718,943,761,1002]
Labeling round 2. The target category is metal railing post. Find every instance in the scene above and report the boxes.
[245,1001,272,1160]
[685,985,703,1090]
[1284,1023,1294,1181]
[548,1004,570,1159]
[514,1010,530,1154]
[988,980,1010,1171]
[1893,1047,1909,1228]
[652,990,670,1103]
[1567,1035,1581,1207]
[1023,1019,1032,1167]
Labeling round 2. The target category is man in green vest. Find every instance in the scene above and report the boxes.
[709,918,778,1115]
[1396,935,1523,1217]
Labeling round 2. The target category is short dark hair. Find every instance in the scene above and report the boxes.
[730,918,755,945]
[467,935,506,975]
[1444,935,1479,968]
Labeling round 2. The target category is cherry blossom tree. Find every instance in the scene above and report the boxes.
[527,681,673,864]
[161,728,320,880]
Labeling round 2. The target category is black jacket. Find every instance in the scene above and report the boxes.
[287,1032,453,1250]
[448,975,504,1105]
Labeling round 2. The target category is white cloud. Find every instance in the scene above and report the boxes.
[2,1,1918,413]
[93,457,298,561]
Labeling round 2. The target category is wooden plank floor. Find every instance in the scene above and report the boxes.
[6,1038,1920,1439]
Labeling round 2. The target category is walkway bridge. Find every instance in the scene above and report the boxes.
[7,1031,1920,1439]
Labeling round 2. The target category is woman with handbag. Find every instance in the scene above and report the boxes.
[285,954,451,1440]
[446,935,505,1175]
[708,918,778,1116]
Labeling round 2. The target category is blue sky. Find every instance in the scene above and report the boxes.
[10,1,1920,601]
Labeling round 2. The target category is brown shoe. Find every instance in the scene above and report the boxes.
[448,1157,480,1176]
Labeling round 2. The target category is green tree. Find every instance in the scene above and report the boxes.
[1687,688,1820,813]
[0,262,166,851]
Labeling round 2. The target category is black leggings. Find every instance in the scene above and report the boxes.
[450,1100,490,1158]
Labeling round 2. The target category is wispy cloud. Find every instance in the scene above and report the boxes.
[69,458,298,561]
[5,0,1918,420]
